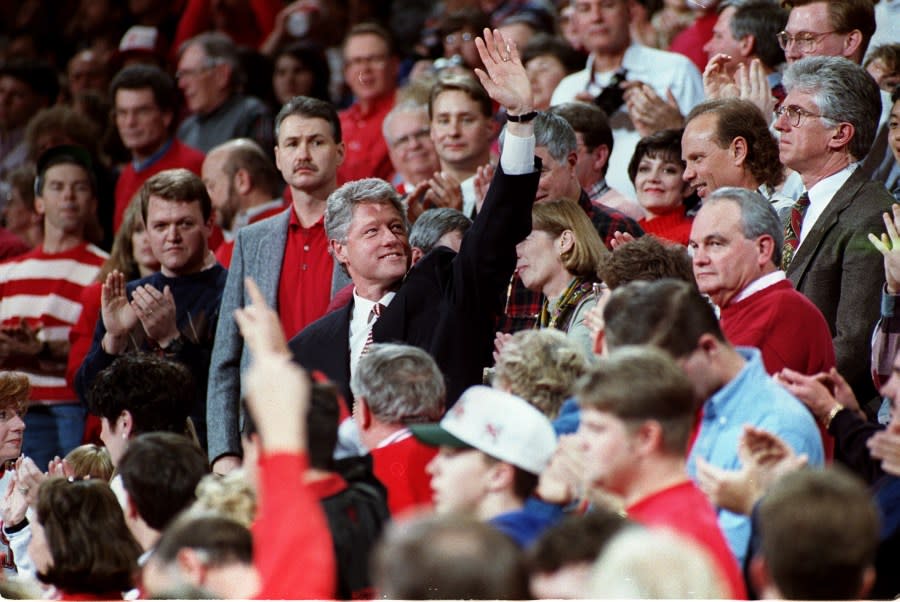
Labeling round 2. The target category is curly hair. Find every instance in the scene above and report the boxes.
[494,329,589,418]
[598,235,694,290]
[0,372,30,415]
[191,470,257,528]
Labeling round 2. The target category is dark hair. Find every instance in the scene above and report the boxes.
[522,34,585,75]
[528,510,629,574]
[140,168,212,223]
[0,58,59,103]
[35,478,142,594]
[603,279,726,358]
[686,98,784,189]
[627,128,685,184]
[373,514,530,599]
[758,467,879,599]
[117,432,209,531]
[548,102,613,155]
[482,454,540,501]
[88,354,194,437]
[729,1,788,70]
[866,43,900,74]
[153,514,253,567]
[34,145,97,197]
[243,381,339,471]
[275,95,342,143]
[438,8,491,39]
[598,235,695,290]
[109,64,177,115]
[576,346,698,453]
[428,72,492,119]
[273,42,331,102]
[781,0,876,58]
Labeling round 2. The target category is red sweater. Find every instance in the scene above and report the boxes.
[638,211,693,246]
[370,431,436,516]
[627,480,747,599]
[114,140,205,231]
[720,279,835,376]
[252,452,336,600]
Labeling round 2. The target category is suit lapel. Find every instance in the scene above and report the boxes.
[252,209,290,305]
[786,169,866,284]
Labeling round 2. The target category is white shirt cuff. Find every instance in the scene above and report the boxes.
[500,132,536,175]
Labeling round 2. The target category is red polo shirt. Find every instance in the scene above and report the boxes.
[277,208,333,339]
[337,91,396,185]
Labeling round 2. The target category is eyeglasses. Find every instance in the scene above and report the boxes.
[175,63,217,80]
[344,54,390,69]
[391,127,431,149]
[773,104,826,127]
[775,30,837,52]
[444,32,474,46]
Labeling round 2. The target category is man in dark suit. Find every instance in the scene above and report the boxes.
[777,55,895,406]
[289,28,539,412]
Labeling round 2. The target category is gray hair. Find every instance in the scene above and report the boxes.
[782,56,882,161]
[350,343,445,423]
[409,208,472,253]
[179,32,243,92]
[499,112,576,162]
[325,178,408,245]
[382,101,429,145]
[706,187,784,267]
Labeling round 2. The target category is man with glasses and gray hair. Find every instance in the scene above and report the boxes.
[175,32,273,154]
[775,55,894,406]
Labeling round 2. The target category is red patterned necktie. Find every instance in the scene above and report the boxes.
[360,303,383,356]
[782,191,810,270]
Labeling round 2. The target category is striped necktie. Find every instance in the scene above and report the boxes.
[360,303,383,356]
[781,191,810,270]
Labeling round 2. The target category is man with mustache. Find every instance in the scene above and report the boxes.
[206,96,350,475]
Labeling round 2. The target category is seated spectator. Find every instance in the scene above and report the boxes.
[115,432,209,558]
[29,478,142,599]
[110,64,205,232]
[271,42,331,105]
[142,514,258,599]
[521,35,584,111]
[383,101,441,196]
[176,32,274,155]
[2,166,42,251]
[690,187,836,376]
[351,343,444,515]
[493,328,589,421]
[865,44,900,93]
[627,129,696,246]
[596,234,694,290]
[85,354,195,466]
[548,102,642,220]
[603,279,824,566]
[336,24,399,185]
[515,199,608,356]
[373,513,530,599]
[575,345,746,598]
[437,9,491,72]
[0,59,59,195]
[589,527,728,599]
[527,510,628,599]
[62,444,113,481]
[411,385,559,548]
[752,468,880,600]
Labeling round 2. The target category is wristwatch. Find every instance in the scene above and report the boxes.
[506,111,538,123]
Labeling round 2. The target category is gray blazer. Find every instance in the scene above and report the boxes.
[785,167,895,403]
[206,207,349,463]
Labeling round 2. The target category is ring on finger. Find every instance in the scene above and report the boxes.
[18,487,28,494]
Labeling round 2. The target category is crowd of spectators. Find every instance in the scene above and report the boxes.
[0,0,899,599]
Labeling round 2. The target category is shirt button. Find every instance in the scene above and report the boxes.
[303,244,310,251]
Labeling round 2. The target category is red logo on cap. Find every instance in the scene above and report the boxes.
[485,422,501,442]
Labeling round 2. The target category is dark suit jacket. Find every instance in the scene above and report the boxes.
[785,167,896,403]
[289,163,540,406]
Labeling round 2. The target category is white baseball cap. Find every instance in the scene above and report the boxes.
[410,385,557,475]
